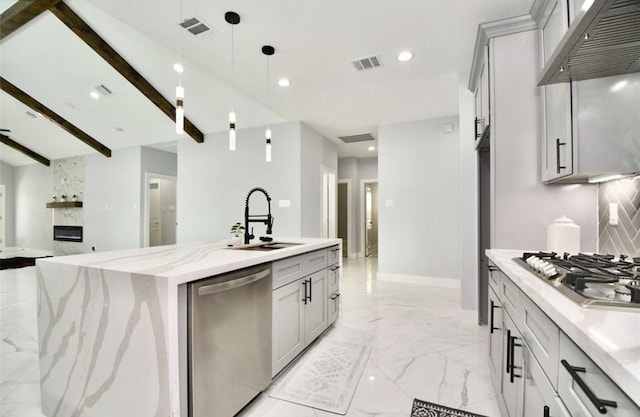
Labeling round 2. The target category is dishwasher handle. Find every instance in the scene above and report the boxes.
[198,268,271,296]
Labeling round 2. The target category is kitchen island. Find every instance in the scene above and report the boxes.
[35,237,341,417]
[486,249,640,415]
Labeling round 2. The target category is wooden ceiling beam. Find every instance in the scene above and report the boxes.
[50,2,205,143]
[0,77,112,157]
[0,0,62,40]
[0,133,51,166]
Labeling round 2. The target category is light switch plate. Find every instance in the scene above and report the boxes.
[609,203,618,225]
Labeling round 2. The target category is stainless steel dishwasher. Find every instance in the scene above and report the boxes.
[188,264,272,417]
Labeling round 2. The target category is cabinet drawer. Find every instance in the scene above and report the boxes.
[558,332,639,417]
[327,245,340,266]
[500,274,522,326]
[521,293,560,390]
[272,249,328,290]
[488,262,501,293]
[328,290,340,326]
[523,345,565,417]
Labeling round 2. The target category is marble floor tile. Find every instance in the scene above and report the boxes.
[0,258,499,417]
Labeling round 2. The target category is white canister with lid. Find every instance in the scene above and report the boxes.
[546,216,581,254]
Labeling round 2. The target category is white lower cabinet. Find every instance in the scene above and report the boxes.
[272,252,335,378]
[488,264,640,417]
[502,313,525,417]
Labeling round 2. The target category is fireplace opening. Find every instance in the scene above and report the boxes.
[53,225,83,242]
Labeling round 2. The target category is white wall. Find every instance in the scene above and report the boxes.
[14,163,53,251]
[178,121,303,243]
[378,117,461,282]
[458,79,479,310]
[0,161,16,246]
[84,147,142,252]
[300,123,338,237]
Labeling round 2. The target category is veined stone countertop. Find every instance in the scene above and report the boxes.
[35,237,340,417]
[37,237,341,284]
[486,249,640,407]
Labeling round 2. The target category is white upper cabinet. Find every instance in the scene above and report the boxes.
[536,0,640,183]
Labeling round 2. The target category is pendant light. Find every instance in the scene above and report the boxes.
[262,45,275,162]
[175,0,185,134]
[225,11,240,151]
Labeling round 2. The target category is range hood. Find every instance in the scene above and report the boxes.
[538,0,640,85]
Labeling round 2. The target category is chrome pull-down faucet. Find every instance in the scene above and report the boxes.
[244,187,274,244]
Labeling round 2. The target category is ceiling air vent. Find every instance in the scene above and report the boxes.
[339,133,375,143]
[179,17,215,39]
[351,55,382,71]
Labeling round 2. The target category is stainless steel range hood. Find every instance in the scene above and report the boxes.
[538,0,640,85]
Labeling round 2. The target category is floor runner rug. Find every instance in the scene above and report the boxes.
[269,340,371,415]
[410,399,488,417]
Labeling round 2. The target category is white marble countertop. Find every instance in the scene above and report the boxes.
[486,249,640,407]
[36,237,341,285]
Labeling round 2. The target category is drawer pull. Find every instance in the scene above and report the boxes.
[488,265,498,272]
[302,280,308,305]
[331,266,341,272]
[561,359,618,414]
[330,293,341,300]
[490,301,502,334]
[543,405,549,417]
[307,278,312,302]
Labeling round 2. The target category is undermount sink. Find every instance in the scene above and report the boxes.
[228,242,302,251]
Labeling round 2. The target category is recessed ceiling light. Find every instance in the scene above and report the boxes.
[278,78,290,87]
[368,146,375,151]
[173,63,184,73]
[89,90,100,100]
[397,50,413,62]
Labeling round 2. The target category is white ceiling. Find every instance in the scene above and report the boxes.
[0,0,532,166]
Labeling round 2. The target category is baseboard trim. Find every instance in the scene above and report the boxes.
[376,272,461,288]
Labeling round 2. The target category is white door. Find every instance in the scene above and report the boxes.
[149,182,161,246]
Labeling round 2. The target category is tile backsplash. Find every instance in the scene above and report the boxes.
[598,177,640,256]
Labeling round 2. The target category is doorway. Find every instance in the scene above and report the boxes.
[321,166,337,238]
[337,180,350,257]
[144,173,177,247]
[361,180,378,257]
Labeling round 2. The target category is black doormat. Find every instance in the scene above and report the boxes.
[411,399,488,417]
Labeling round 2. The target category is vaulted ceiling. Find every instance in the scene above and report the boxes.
[0,0,532,167]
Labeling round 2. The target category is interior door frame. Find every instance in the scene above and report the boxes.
[321,165,337,238]
[359,178,378,258]
[337,179,352,257]
[143,172,177,248]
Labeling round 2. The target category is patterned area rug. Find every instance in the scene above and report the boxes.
[411,399,488,417]
[269,340,371,415]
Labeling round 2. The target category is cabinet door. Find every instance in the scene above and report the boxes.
[523,346,564,417]
[540,0,573,182]
[502,313,525,417]
[304,270,328,344]
[272,280,305,377]
[489,287,504,395]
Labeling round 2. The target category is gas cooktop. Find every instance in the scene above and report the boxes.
[515,252,640,310]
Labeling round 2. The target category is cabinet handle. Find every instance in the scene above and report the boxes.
[490,301,501,334]
[506,329,512,376]
[302,280,308,305]
[556,138,567,174]
[475,117,484,139]
[560,359,618,414]
[330,293,341,300]
[307,278,312,302]
[508,331,522,383]
[331,266,341,272]
[488,265,498,272]
[330,248,340,253]
[543,405,550,417]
